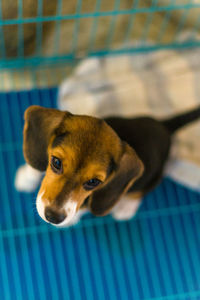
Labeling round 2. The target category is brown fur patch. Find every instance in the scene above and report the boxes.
[34,112,121,212]
[23,106,67,171]
[125,191,143,200]
[24,106,144,217]
[89,143,144,216]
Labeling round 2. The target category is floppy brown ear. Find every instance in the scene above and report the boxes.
[23,105,68,171]
[89,142,144,216]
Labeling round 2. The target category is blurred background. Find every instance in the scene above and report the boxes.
[1,1,200,300]
[1,0,200,90]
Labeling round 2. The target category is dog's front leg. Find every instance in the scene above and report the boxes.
[15,164,43,192]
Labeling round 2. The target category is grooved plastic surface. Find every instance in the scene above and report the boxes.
[0,88,200,300]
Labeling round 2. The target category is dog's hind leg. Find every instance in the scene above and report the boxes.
[112,194,142,221]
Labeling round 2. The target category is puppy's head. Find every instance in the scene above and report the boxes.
[23,106,144,226]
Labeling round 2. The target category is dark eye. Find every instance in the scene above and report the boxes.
[83,178,102,191]
[51,156,63,174]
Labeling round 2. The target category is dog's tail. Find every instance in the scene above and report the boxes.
[162,105,200,134]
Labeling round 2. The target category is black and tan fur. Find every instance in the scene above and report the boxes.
[23,105,200,222]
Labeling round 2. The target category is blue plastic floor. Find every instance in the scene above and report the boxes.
[0,88,200,300]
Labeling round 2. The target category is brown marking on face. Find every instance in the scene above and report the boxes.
[24,106,144,220]
[37,113,122,213]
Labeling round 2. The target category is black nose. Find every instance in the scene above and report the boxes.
[45,207,66,224]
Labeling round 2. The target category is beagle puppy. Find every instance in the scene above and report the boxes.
[15,105,200,227]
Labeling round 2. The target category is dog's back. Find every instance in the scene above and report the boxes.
[106,116,171,193]
[106,106,200,194]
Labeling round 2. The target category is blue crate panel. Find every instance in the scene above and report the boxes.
[1,212,200,300]
[0,89,200,300]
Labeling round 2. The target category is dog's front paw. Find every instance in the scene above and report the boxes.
[15,164,42,192]
[112,197,141,221]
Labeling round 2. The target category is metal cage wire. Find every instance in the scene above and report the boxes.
[0,0,200,90]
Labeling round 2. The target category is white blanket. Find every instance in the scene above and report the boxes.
[58,49,200,192]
